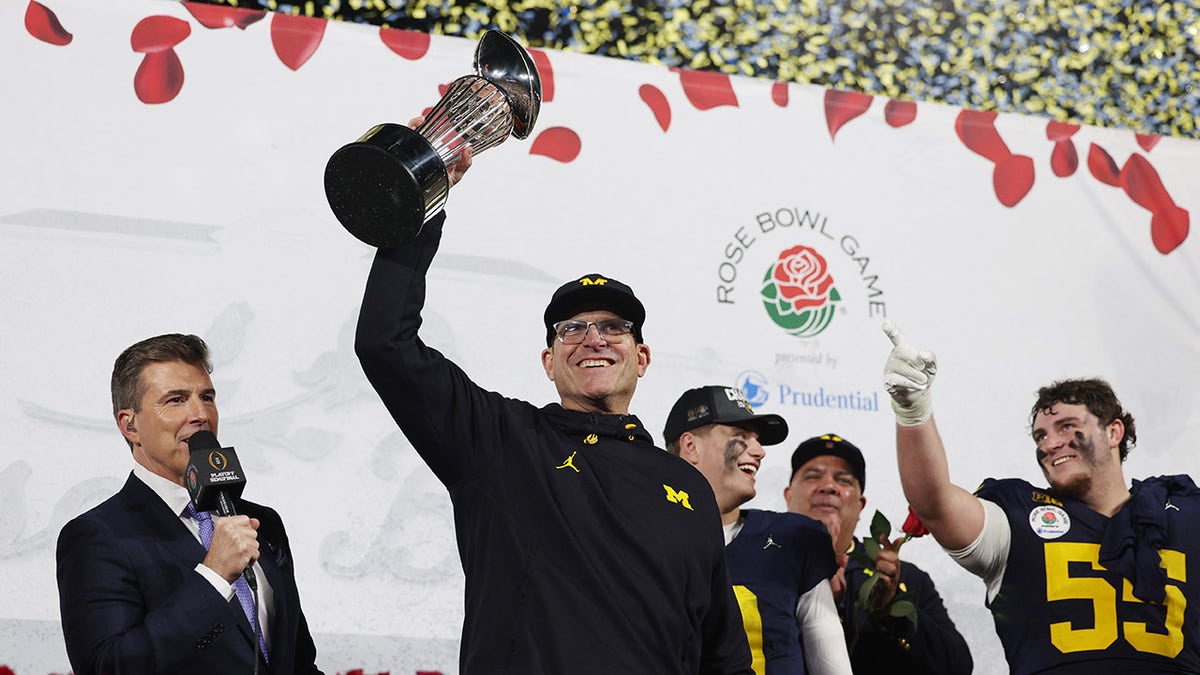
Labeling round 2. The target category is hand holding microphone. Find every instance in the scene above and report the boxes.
[882,320,938,426]
[186,431,260,586]
[204,514,261,585]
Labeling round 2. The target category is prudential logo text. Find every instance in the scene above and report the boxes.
[736,371,880,414]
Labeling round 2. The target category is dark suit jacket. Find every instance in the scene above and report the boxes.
[56,472,323,675]
[842,543,973,674]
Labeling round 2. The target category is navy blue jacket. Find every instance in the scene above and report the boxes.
[841,539,972,674]
[56,473,322,675]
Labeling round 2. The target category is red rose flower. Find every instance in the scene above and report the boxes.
[771,245,834,312]
[901,506,930,539]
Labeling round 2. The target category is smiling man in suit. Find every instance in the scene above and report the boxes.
[56,333,323,675]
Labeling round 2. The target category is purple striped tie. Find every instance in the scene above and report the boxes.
[186,502,269,663]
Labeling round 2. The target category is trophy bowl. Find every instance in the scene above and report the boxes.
[324,30,541,248]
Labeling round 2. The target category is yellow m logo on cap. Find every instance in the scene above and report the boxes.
[579,277,609,286]
[663,484,693,511]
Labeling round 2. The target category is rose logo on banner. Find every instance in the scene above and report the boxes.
[760,245,841,338]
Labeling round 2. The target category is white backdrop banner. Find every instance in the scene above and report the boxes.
[3,0,1198,673]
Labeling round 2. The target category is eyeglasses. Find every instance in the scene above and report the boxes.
[553,319,635,345]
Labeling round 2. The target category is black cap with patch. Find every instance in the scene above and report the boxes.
[543,273,645,346]
[663,385,789,446]
[790,433,867,490]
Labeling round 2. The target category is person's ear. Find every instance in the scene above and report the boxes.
[678,432,702,467]
[1106,418,1125,453]
[117,410,138,444]
[635,343,651,377]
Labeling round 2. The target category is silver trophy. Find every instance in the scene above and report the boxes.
[324,30,542,248]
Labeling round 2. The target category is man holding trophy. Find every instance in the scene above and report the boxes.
[333,31,753,675]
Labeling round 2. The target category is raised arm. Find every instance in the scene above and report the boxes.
[882,321,984,551]
[353,142,495,486]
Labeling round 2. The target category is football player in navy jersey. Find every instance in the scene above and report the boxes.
[882,320,1200,674]
[665,385,852,675]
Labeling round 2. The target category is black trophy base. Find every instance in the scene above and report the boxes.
[323,123,449,249]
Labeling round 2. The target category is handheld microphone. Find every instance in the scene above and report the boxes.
[185,430,257,590]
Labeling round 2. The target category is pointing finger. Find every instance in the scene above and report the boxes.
[882,319,909,350]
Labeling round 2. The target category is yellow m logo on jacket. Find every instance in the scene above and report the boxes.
[663,484,693,511]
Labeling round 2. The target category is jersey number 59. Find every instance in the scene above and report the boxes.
[1045,542,1185,657]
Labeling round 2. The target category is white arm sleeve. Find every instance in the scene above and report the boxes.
[945,498,1011,602]
[797,581,853,675]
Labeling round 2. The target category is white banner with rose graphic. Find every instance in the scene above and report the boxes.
[2,0,1198,672]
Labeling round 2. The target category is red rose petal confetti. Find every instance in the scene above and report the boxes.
[825,89,872,140]
[130,15,190,104]
[271,12,326,71]
[380,27,429,60]
[1120,153,1170,212]
[1120,154,1190,254]
[1135,133,1161,153]
[1050,139,1078,177]
[182,2,264,30]
[672,67,738,111]
[25,1,72,45]
[134,50,185,103]
[131,15,190,53]
[884,99,916,128]
[639,84,671,132]
[1045,120,1080,142]
[1046,119,1080,178]
[1087,143,1121,186]
[529,126,581,163]
[1150,206,1190,254]
[530,49,554,102]
[955,109,1009,162]
[993,154,1035,207]
[954,109,1036,206]
[771,81,789,107]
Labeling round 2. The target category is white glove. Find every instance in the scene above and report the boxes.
[882,320,937,426]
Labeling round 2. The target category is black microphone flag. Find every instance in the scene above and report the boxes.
[185,430,247,516]
[184,430,259,592]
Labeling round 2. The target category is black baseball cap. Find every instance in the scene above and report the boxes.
[663,385,788,446]
[790,434,866,490]
[543,273,645,346]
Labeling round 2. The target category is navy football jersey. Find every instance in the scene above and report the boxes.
[724,509,838,674]
[976,475,1200,674]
